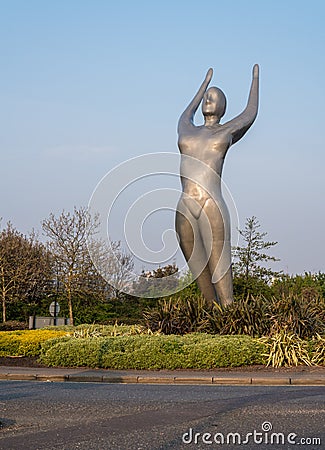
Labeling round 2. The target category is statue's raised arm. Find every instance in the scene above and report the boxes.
[225,64,259,144]
[178,68,213,134]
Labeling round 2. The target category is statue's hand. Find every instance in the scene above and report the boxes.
[205,68,213,83]
[253,64,259,78]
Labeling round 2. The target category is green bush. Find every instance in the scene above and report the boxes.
[178,334,266,369]
[40,337,102,367]
[0,321,28,331]
[39,334,267,369]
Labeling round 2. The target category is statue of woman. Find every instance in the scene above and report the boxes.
[176,65,259,305]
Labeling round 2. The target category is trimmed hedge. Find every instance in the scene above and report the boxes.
[1,327,323,368]
[0,330,68,357]
[39,334,267,369]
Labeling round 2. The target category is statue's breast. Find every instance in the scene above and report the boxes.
[178,127,232,158]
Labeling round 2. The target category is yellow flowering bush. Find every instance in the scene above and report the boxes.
[0,329,69,357]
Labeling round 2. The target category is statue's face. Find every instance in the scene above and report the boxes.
[202,87,226,118]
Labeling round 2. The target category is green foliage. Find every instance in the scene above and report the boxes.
[205,296,270,337]
[178,334,266,369]
[1,325,323,369]
[144,293,325,339]
[143,296,208,334]
[272,272,324,299]
[39,334,267,369]
[133,264,180,297]
[269,293,324,338]
[41,338,102,367]
[0,320,28,331]
[233,275,273,300]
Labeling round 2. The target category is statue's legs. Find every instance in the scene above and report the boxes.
[175,200,217,303]
[198,198,234,306]
[213,266,234,306]
[209,240,234,306]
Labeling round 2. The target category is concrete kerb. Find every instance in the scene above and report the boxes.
[0,367,324,385]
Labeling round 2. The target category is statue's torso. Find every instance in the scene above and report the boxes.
[177,125,232,218]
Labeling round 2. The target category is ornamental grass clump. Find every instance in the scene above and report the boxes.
[268,294,324,339]
[205,296,270,337]
[143,296,208,335]
[260,330,312,367]
[143,293,325,339]
[311,334,325,366]
[72,323,157,338]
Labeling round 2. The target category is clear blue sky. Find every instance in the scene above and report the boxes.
[0,0,324,275]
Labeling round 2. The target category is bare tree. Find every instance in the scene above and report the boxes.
[42,207,100,325]
[88,239,134,299]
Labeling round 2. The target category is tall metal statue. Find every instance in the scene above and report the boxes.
[176,65,259,306]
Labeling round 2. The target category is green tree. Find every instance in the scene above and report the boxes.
[232,216,280,298]
[134,263,179,297]
[272,272,325,300]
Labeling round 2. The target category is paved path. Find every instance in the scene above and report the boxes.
[0,365,324,385]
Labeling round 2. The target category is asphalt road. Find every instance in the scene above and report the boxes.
[0,381,324,449]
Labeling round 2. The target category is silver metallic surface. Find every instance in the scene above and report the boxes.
[176,65,259,305]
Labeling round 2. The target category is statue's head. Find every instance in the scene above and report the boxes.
[202,87,226,120]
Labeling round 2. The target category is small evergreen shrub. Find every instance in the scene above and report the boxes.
[39,334,267,369]
[0,321,28,331]
[40,338,102,367]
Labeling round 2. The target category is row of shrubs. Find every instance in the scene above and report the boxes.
[1,326,324,368]
[143,294,325,339]
[0,324,146,357]
[40,334,266,369]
